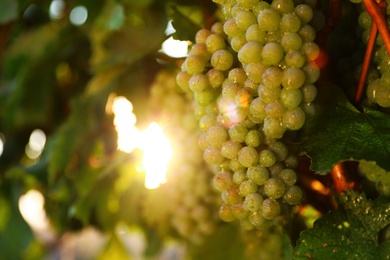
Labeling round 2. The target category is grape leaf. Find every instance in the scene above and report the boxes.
[293,190,390,259]
[169,5,203,41]
[302,82,390,172]
[0,0,18,24]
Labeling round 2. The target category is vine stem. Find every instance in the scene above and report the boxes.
[331,163,355,194]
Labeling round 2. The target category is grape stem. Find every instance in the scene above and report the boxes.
[331,163,355,194]
[355,0,389,105]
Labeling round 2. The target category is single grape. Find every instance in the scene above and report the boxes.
[261,42,284,66]
[263,117,286,139]
[285,50,306,68]
[246,24,267,43]
[239,180,258,197]
[259,149,277,167]
[245,63,268,83]
[185,54,206,75]
[222,186,241,205]
[195,28,212,44]
[261,198,281,220]
[244,193,264,212]
[233,169,248,185]
[247,165,270,185]
[221,140,243,159]
[235,10,257,31]
[219,204,235,222]
[229,123,248,142]
[294,4,313,24]
[207,69,225,88]
[262,66,283,88]
[264,177,286,199]
[283,185,303,205]
[282,107,305,130]
[211,49,234,71]
[228,68,247,84]
[231,202,250,220]
[189,74,210,93]
[206,34,226,54]
[238,41,263,64]
[265,100,287,118]
[257,8,281,32]
[203,146,225,165]
[281,32,303,52]
[238,146,259,167]
[301,84,317,102]
[282,67,306,89]
[245,129,263,147]
[269,141,288,161]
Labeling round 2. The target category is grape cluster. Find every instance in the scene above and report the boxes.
[358,160,390,196]
[356,3,390,107]
[178,0,321,230]
[144,69,221,244]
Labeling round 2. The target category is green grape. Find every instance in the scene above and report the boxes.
[278,168,297,186]
[206,33,226,54]
[263,117,286,139]
[358,11,372,30]
[185,54,207,75]
[271,0,295,14]
[221,140,243,159]
[194,89,215,106]
[236,0,259,9]
[228,68,247,84]
[222,83,241,97]
[258,84,282,103]
[243,193,264,212]
[222,186,241,205]
[298,24,316,42]
[269,141,288,161]
[189,74,210,93]
[203,146,225,165]
[261,198,281,220]
[303,62,320,84]
[259,149,277,167]
[283,185,303,205]
[235,10,257,31]
[206,69,225,88]
[211,49,234,71]
[376,87,390,107]
[233,169,248,185]
[238,146,259,167]
[195,28,212,44]
[281,32,303,51]
[246,24,267,43]
[219,204,235,222]
[261,42,284,66]
[176,71,192,92]
[213,171,233,192]
[301,84,317,102]
[206,125,228,147]
[284,154,298,169]
[262,66,283,89]
[245,129,263,147]
[264,177,286,199]
[198,133,209,150]
[282,107,305,130]
[229,123,248,142]
[247,165,270,185]
[265,100,287,118]
[280,88,303,110]
[281,14,301,34]
[223,18,243,37]
[199,113,217,132]
[294,4,313,24]
[231,202,250,220]
[282,67,306,89]
[301,42,320,61]
[231,34,248,52]
[257,8,281,32]
[238,41,263,64]
[245,63,268,83]
[249,211,270,228]
[285,50,306,68]
[239,180,258,197]
[211,21,224,36]
[230,158,246,172]
[268,162,284,176]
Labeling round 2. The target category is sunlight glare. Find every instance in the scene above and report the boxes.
[19,190,49,231]
[139,123,172,189]
[0,133,4,157]
[161,37,189,58]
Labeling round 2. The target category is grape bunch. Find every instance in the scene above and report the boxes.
[143,69,221,245]
[177,0,321,230]
[358,160,390,196]
[355,2,390,107]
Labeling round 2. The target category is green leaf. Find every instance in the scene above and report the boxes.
[169,5,204,41]
[293,190,390,259]
[302,82,390,172]
[0,0,18,24]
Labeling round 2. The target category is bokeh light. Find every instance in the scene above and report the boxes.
[70,6,88,26]
[25,129,46,160]
[49,0,65,20]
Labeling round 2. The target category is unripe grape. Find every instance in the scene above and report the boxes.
[246,24,267,43]
[268,162,284,176]
[185,55,206,75]
[280,88,303,110]
[229,158,246,172]
[249,97,267,121]
[269,141,288,161]
[233,169,248,185]
[280,13,302,33]
[285,50,306,68]
[261,198,281,219]
[284,154,299,169]
[247,165,269,185]
[219,204,235,222]
[283,185,303,205]
[244,193,264,212]
[211,21,224,36]
[196,28,212,44]
[223,18,243,37]
[249,211,271,228]
[301,84,317,102]
[211,49,234,71]
[203,146,225,165]
[236,0,259,9]
[278,168,297,186]
[238,42,263,64]
[235,10,257,31]
[264,177,285,199]
[194,89,215,106]
[245,63,268,83]
[257,8,281,32]
[231,34,247,52]
[281,33,303,52]
[298,24,316,42]
[263,117,286,139]
[303,62,320,84]
[261,42,284,66]
[376,87,390,107]
[221,140,242,159]
[229,124,248,142]
[238,146,259,167]
[206,125,228,147]
[239,180,258,197]
[259,149,277,167]
[262,66,283,88]
[294,4,313,24]
[271,0,295,14]
[228,68,247,84]
[222,186,241,205]
[206,34,226,53]
[301,42,320,61]
[258,84,281,103]
[189,74,210,93]
[176,71,192,92]
[282,67,306,89]
[282,107,305,130]
[231,202,250,220]
[206,69,225,88]
[189,43,211,61]
[265,100,286,118]
[198,133,208,150]
[199,113,217,132]
[245,129,263,147]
